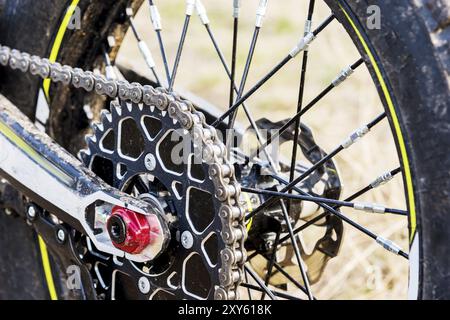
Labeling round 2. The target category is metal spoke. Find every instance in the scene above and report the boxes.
[260,228,280,300]
[168,0,196,91]
[212,14,335,127]
[134,176,150,194]
[240,283,302,300]
[102,48,117,80]
[290,188,407,259]
[247,185,408,260]
[242,187,407,216]
[289,0,316,197]
[244,265,277,300]
[274,167,403,246]
[244,270,253,300]
[279,200,314,300]
[128,1,406,299]
[148,0,171,86]
[230,0,240,109]
[199,3,279,171]
[227,0,269,136]
[126,8,162,87]
[247,112,386,220]
[251,253,316,299]
[250,58,364,159]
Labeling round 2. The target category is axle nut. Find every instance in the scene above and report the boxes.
[107,206,158,254]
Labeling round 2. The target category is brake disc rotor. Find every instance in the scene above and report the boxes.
[241,118,344,286]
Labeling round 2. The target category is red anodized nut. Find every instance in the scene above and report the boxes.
[107,206,159,254]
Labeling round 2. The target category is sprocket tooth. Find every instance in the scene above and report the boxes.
[77,149,91,163]
[100,109,112,123]
[111,101,122,117]
[92,122,104,133]
[85,134,97,146]
[150,105,155,113]
[161,110,167,118]
[126,102,133,112]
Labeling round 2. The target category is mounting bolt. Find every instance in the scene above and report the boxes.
[181,231,194,249]
[57,229,65,241]
[144,153,156,171]
[27,205,37,221]
[4,208,13,216]
[138,276,151,294]
[56,226,67,244]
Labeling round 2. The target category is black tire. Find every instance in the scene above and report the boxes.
[325,0,450,300]
[0,0,449,299]
[0,0,138,300]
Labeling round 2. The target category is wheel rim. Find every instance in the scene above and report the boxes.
[41,0,416,300]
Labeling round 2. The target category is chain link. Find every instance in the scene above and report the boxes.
[0,44,247,300]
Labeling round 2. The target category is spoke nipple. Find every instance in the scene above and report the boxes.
[255,0,269,28]
[195,0,210,25]
[149,4,163,31]
[233,0,241,18]
[289,32,315,58]
[186,0,196,16]
[371,171,394,188]
[332,65,355,87]
[354,202,386,214]
[376,236,402,255]
[304,20,312,35]
[341,125,369,149]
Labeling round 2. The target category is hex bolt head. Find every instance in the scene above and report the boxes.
[138,276,151,294]
[26,205,38,221]
[144,153,156,171]
[57,229,65,242]
[55,227,67,244]
[181,231,194,249]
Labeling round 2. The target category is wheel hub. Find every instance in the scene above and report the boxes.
[107,206,160,255]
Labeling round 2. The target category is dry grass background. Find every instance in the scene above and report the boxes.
[117,0,409,299]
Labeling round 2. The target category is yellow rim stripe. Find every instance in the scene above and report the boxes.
[244,192,254,232]
[38,235,58,300]
[43,0,81,99]
[339,3,417,242]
